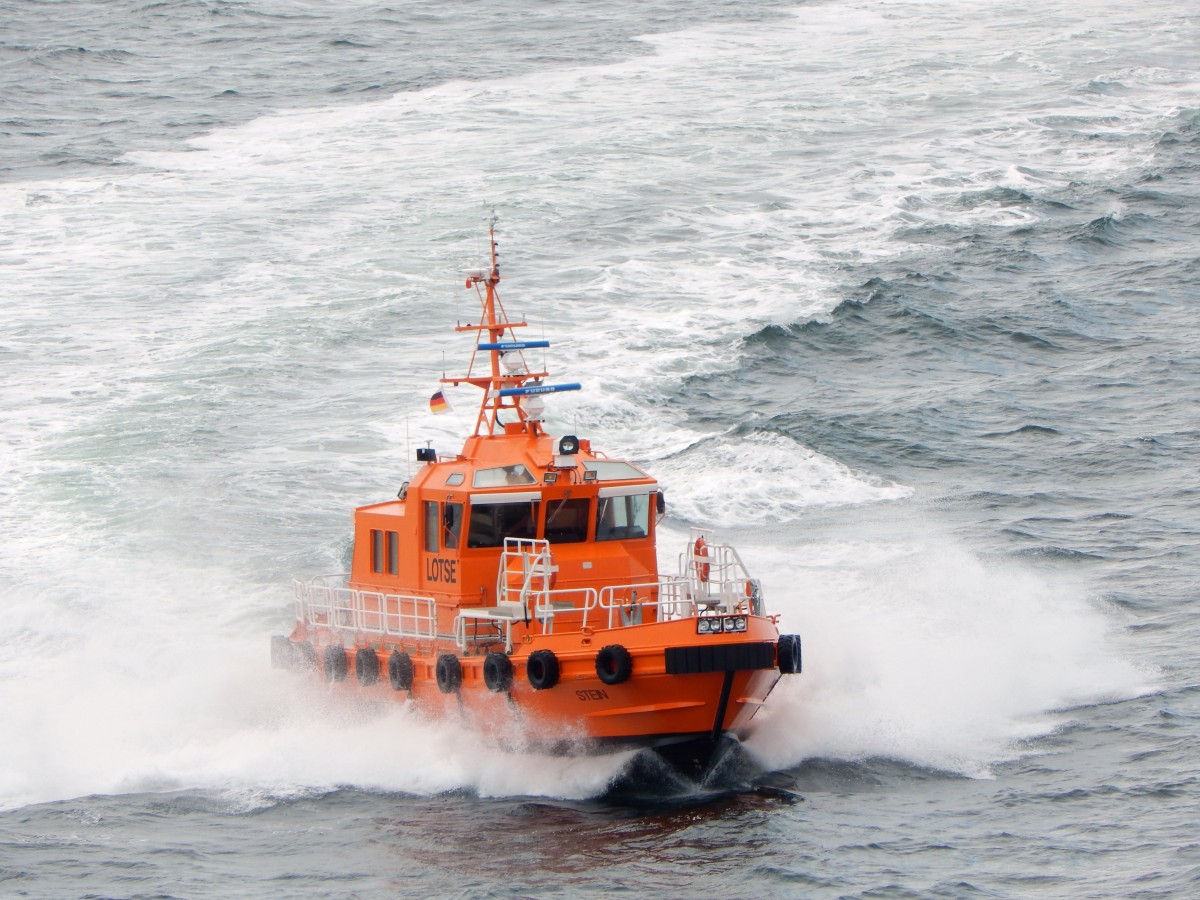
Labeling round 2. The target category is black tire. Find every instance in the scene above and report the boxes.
[270,635,290,669]
[435,653,462,694]
[388,650,414,691]
[355,647,380,686]
[778,634,802,675]
[526,649,560,690]
[293,641,317,672]
[324,644,348,682]
[595,644,633,685]
[483,651,514,693]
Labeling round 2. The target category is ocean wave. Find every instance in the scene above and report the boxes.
[650,429,912,527]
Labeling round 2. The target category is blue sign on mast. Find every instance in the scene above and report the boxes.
[478,341,551,351]
[499,383,581,397]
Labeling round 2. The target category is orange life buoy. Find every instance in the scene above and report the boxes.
[693,537,711,583]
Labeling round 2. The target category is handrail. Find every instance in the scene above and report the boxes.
[680,528,761,615]
[293,577,438,641]
[293,530,766,651]
[588,578,691,629]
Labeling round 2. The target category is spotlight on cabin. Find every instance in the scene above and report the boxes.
[558,434,580,455]
[416,447,437,463]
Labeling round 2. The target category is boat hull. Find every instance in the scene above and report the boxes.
[276,616,784,767]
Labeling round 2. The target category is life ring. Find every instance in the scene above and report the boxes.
[436,653,463,693]
[526,649,560,690]
[355,647,380,686]
[693,537,711,583]
[483,651,514,693]
[323,644,348,682]
[388,650,414,691]
[777,634,802,675]
[595,644,633,685]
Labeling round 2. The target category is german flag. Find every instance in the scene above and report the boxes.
[429,390,451,414]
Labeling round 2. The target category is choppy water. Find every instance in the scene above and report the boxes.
[2,0,1198,896]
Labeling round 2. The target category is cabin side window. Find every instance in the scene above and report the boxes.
[545,498,590,544]
[596,493,650,541]
[387,530,399,574]
[371,528,384,573]
[424,501,438,552]
[467,502,539,548]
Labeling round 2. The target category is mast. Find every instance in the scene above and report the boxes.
[443,222,578,437]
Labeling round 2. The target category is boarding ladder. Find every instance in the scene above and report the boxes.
[454,538,564,653]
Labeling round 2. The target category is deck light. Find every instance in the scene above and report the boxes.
[695,615,749,635]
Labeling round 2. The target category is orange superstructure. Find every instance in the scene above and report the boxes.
[272,224,802,775]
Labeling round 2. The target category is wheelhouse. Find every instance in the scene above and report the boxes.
[350,432,663,607]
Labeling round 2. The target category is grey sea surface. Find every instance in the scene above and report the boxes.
[1,0,1198,896]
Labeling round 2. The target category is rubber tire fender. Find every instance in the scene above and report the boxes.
[436,653,463,694]
[388,650,414,691]
[323,644,348,682]
[777,633,802,675]
[270,635,291,669]
[595,644,633,685]
[292,641,317,672]
[526,649,560,690]
[483,651,514,693]
[355,647,380,686]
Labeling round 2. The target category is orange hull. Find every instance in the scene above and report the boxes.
[278,617,785,749]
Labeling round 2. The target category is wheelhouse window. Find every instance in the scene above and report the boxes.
[443,502,463,550]
[473,465,537,488]
[424,501,438,552]
[467,501,539,548]
[596,491,650,541]
[387,531,399,574]
[371,529,385,572]
[545,497,590,544]
[582,460,647,481]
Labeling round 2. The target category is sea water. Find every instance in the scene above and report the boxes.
[1,0,1197,896]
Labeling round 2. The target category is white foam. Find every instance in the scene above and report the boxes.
[742,527,1156,777]
[0,552,633,811]
[653,431,912,526]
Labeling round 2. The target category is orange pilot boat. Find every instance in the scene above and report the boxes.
[272,224,802,776]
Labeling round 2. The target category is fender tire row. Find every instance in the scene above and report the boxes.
[280,633,802,694]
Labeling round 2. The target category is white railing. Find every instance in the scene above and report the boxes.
[680,529,764,616]
[293,574,438,640]
[590,577,691,628]
[296,528,765,653]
